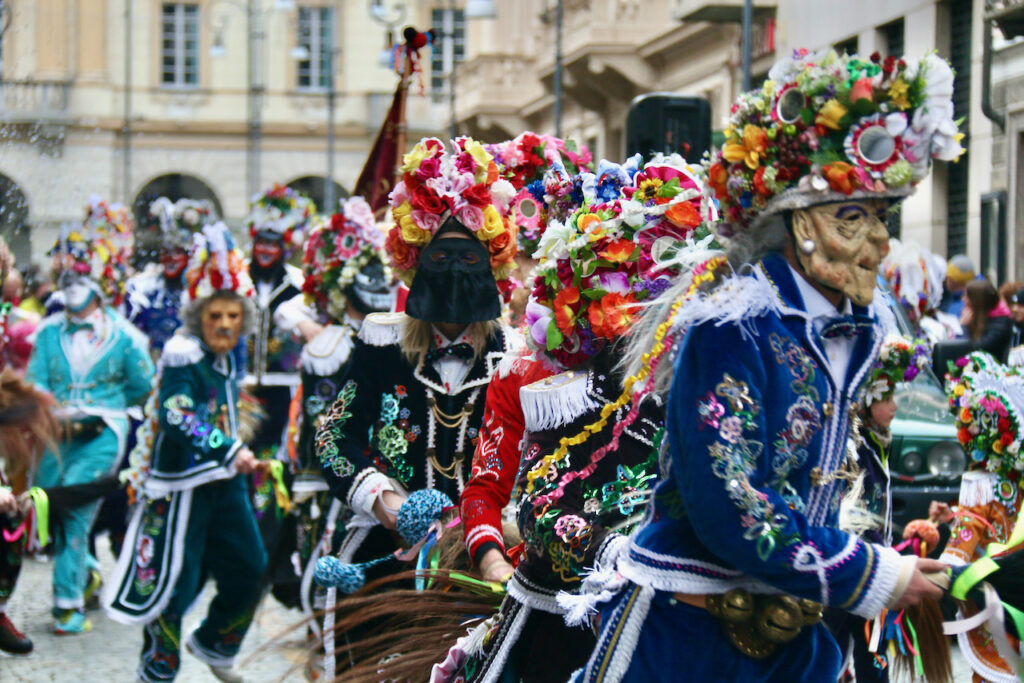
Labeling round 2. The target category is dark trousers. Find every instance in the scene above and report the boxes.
[138,476,268,682]
[0,513,25,606]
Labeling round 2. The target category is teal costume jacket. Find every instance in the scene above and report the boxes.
[27,307,154,450]
[144,334,245,496]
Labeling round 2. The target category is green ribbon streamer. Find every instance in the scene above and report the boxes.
[447,571,507,594]
[267,460,291,513]
[28,487,49,548]
[904,614,924,678]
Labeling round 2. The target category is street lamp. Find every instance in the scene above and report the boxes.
[540,1,564,138]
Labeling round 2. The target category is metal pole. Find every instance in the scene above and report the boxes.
[122,0,132,204]
[741,0,752,92]
[325,56,337,211]
[553,0,563,138]
[447,6,457,139]
[247,0,262,199]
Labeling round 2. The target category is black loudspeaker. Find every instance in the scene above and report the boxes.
[626,94,712,163]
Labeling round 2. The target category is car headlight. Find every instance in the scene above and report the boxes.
[927,441,967,476]
[901,450,924,474]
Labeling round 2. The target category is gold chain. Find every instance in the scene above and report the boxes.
[427,448,465,480]
[428,396,472,429]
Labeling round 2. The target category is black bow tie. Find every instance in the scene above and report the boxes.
[426,342,476,364]
[818,314,874,339]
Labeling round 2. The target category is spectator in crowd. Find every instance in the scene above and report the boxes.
[1009,286,1024,348]
[1,268,22,306]
[939,253,976,317]
[960,277,1014,362]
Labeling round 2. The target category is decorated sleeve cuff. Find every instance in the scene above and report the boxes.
[884,555,918,610]
[472,542,504,568]
[849,544,906,619]
[466,524,505,561]
[347,467,395,517]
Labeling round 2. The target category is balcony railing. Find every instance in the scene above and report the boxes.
[0,80,71,123]
[671,0,775,23]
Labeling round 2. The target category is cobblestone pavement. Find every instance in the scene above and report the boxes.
[0,539,310,682]
[0,536,979,682]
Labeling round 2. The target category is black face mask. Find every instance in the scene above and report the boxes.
[405,219,500,324]
[346,259,394,316]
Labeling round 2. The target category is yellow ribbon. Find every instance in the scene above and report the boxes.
[28,487,49,548]
[266,460,292,514]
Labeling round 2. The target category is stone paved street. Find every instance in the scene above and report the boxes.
[0,535,979,682]
[0,539,309,682]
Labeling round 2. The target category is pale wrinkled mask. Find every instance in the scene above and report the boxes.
[792,200,891,307]
[201,297,245,356]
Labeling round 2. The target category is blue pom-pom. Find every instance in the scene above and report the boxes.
[313,556,366,594]
[396,489,453,545]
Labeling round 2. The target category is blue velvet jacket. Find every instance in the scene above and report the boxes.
[618,253,903,619]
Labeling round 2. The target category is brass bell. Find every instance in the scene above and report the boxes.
[755,596,803,644]
[798,598,823,626]
[724,622,776,659]
[717,589,755,624]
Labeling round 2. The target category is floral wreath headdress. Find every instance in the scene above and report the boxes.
[947,361,1024,496]
[245,183,316,250]
[386,136,518,291]
[863,334,931,406]
[486,132,594,253]
[881,237,945,326]
[525,156,719,371]
[707,49,964,238]
[149,196,216,250]
[49,195,134,307]
[184,221,255,303]
[302,196,392,322]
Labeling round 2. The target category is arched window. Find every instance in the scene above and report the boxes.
[132,173,223,263]
[0,174,30,264]
[285,176,347,214]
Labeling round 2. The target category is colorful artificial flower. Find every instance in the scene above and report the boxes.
[863,334,930,406]
[709,49,964,237]
[525,156,719,371]
[387,137,518,290]
[183,221,255,303]
[149,196,216,248]
[301,196,391,322]
[245,184,316,249]
[49,195,135,307]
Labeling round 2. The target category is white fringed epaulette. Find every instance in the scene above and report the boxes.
[521,369,600,432]
[160,334,204,368]
[357,312,406,347]
[671,269,780,342]
[300,325,355,376]
[495,351,535,380]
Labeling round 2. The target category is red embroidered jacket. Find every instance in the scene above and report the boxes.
[460,356,551,565]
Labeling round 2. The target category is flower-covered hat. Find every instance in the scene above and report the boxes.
[386,137,518,286]
[707,50,964,236]
[184,221,255,303]
[525,157,718,371]
[486,132,593,254]
[49,195,135,306]
[150,196,216,249]
[245,183,316,249]
[863,334,930,405]
[948,363,1024,486]
[301,196,392,321]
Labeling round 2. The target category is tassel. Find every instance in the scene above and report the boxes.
[958,470,998,507]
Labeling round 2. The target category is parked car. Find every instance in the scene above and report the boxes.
[876,285,964,528]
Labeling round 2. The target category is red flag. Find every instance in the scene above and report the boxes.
[353,82,405,216]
